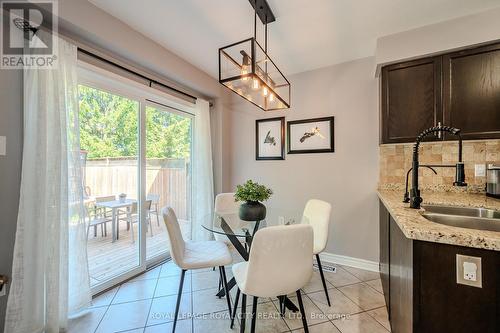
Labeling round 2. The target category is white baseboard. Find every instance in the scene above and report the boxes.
[319,252,380,273]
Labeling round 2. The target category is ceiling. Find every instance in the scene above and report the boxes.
[89,0,500,77]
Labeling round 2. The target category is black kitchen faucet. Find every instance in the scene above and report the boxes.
[408,125,467,209]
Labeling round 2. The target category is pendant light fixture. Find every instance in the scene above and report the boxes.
[218,0,290,111]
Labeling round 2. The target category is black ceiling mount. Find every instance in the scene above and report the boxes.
[248,0,276,24]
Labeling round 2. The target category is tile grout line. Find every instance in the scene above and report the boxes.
[93,283,121,333]
[143,272,161,332]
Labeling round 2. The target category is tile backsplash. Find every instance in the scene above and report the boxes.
[379,139,500,193]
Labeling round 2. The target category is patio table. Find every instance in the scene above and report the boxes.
[95,199,136,242]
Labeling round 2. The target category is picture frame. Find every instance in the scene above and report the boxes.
[287,116,335,154]
[255,117,285,160]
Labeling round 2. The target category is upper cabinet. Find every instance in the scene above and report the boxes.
[381,58,442,143]
[443,43,500,140]
[380,41,500,144]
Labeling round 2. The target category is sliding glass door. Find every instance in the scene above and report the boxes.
[78,84,142,288]
[77,64,195,293]
[145,103,193,261]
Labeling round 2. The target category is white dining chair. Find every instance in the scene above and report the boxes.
[214,192,242,242]
[301,199,332,306]
[232,224,314,333]
[162,207,233,333]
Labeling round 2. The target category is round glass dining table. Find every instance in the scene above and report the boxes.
[201,209,306,313]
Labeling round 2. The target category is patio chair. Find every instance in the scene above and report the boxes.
[118,200,153,243]
[147,194,161,226]
[86,195,115,239]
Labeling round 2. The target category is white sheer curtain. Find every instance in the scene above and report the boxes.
[4,38,91,333]
[191,99,215,241]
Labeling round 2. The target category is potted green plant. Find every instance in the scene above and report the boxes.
[234,180,273,221]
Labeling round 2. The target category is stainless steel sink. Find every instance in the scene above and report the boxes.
[421,204,500,232]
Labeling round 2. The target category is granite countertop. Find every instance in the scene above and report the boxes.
[377,190,500,251]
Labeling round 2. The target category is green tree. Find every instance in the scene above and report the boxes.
[78,85,191,159]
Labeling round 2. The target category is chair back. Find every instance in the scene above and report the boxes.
[302,199,331,253]
[214,193,242,240]
[129,200,151,214]
[147,194,160,205]
[245,224,313,297]
[214,193,240,212]
[162,207,185,267]
[95,195,116,203]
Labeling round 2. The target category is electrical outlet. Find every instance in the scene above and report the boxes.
[475,164,486,177]
[278,216,285,225]
[463,262,477,281]
[456,254,482,288]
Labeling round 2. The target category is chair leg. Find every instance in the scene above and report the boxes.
[156,207,160,226]
[131,221,135,244]
[231,288,240,329]
[219,266,232,320]
[148,213,153,236]
[296,289,309,333]
[250,296,258,333]
[217,273,222,297]
[173,269,186,333]
[240,293,247,333]
[316,254,331,306]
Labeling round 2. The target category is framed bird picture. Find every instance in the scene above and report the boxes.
[255,117,285,160]
[287,116,335,154]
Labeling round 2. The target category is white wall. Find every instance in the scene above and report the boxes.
[227,57,380,262]
[375,7,500,70]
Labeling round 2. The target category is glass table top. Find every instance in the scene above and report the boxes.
[201,209,306,238]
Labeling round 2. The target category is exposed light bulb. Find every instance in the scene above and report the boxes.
[269,93,275,102]
[241,66,248,81]
[262,86,269,97]
[252,78,260,90]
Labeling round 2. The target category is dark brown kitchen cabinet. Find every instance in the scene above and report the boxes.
[381,41,500,144]
[381,57,442,143]
[379,201,390,313]
[379,199,500,333]
[443,43,500,140]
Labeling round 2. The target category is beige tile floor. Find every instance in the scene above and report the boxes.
[69,258,390,333]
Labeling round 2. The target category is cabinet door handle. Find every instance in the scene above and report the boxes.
[437,122,442,139]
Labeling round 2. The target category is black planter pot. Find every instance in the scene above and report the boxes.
[239,201,267,221]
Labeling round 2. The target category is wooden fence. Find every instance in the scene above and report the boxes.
[84,158,190,220]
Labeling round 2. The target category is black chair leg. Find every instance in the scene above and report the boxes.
[217,270,223,298]
[219,266,232,318]
[231,288,240,329]
[316,254,331,306]
[240,293,247,333]
[296,289,309,333]
[173,269,186,333]
[250,296,258,333]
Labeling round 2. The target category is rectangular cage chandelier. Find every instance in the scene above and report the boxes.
[218,0,290,111]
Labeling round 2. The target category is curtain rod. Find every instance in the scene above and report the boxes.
[77,48,198,102]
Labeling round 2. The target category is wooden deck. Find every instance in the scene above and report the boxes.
[87,213,191,285]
